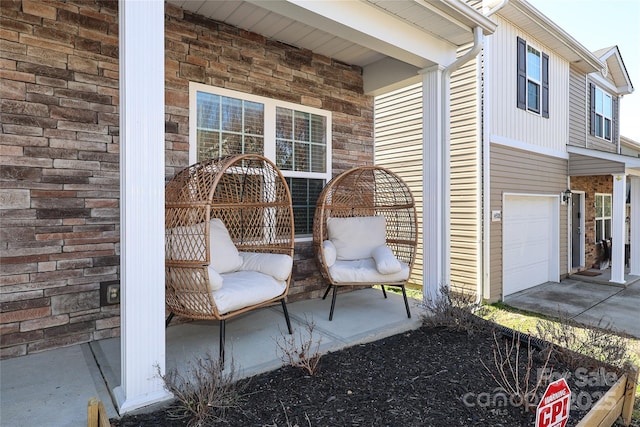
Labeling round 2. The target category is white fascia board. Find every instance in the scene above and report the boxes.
[506,0,603,74]
[567,145,640,169]
[248,0,456,67]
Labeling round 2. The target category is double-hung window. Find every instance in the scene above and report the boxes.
[517,37,549,117]
[594,193,612,241]
[590,85,613,141]
[190,82,331,238]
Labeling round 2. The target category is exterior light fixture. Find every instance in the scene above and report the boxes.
[562,189,572,203]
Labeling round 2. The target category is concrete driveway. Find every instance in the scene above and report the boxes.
[504,277,640,338]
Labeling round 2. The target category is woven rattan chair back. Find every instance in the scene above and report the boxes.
[165,154,294,362]
[312,165,417,319]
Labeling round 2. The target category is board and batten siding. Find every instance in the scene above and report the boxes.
[568,66,588,147]
[450,47,481,296]
[489,144,568,301]
[374,83,424,289]
[486,17,569,152]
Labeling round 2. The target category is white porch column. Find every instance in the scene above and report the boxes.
[114,0,172,413]
[610,174,626,284]
[630,176,640,275]
[421,65,449,302]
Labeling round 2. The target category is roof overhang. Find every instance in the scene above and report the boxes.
[568,145,640,177]
[492,0,603,74]
[166,0,496,94]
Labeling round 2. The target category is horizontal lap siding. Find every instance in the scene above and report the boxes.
[568,67,587,147]
[375,83,423,289]
[489,144,568,301]
[450,49,480,295]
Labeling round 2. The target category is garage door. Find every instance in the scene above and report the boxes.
[503,195,559,296]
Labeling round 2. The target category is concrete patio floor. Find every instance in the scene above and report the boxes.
[1,288,423,427]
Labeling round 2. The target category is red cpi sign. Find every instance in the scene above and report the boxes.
[536,378,571,427]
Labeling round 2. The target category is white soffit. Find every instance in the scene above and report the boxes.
[166,0,495,69]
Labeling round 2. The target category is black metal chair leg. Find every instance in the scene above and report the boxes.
[165,312,174,328]
[281,299,293,334]
[219,319,226,366]
[401,286,411,318]
[329,285,338,321]
[381,285,387,299]
[322,284,332,300]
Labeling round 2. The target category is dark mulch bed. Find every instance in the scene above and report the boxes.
[113,324,617,426]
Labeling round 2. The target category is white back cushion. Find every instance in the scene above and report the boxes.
[327,216,386,261]
[210,218,243,273]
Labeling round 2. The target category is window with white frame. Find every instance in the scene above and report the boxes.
[190,83,331,237]
[517,37,549,117]
[593,86,613,141]
[594,193,612,241]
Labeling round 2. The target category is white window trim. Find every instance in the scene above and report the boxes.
[188,82,332,240]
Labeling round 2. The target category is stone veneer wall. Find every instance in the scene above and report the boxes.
[0,0,374,359]
[570,175,613,268]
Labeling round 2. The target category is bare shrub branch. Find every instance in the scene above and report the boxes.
[158,352,244,426]
[481,329,553,413]
[275,315,322,376]
[421,285,487,334]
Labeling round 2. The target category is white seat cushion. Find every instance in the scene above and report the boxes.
[212,270,286,314]
[326,216,386,261]
[328,258,410,283]
[322,240,337,267]
[210,218,243,274]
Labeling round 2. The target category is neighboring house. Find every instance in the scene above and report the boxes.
[375,0,636,302]
[0,0,496,413]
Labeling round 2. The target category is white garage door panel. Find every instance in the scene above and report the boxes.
[503,195,559,296]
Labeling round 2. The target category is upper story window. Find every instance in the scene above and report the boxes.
[590,85,613,141]
[517,37,549,118]
[190,83,332,238]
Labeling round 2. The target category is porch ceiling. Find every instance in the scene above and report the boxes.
[166,0,496,94]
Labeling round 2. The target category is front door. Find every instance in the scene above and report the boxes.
[571,192,585,270]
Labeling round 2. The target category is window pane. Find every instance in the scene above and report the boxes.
[221,133,242,155]
[287,178,324,236]
[245,101,264,136]
[310,143,326,173]
[527,81,539,112]
[295,142,310,172]
[604,219,611,239]
[604,119,611,140]
[603,94,612,118]
[294,111,310,142]
[595,88,603,114]
[221,97,242,132]
[276,107,293,140]
[595,195,603,217]
[595,115,603,137]
[197,129,220,160]
[604,195,611,217]
[596,221,603,241]
[276,139,293,169]
[311,115,326,144]
[244,135,263,154]
[197,93,220,130]
[527,46,540,81]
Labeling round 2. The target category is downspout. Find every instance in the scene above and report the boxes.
[441,26,483,300]
[477,0,509,304]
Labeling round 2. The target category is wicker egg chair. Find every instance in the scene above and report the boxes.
[165,154,294,364]
[313,165,417,320]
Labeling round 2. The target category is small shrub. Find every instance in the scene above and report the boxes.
[481,329,553,413]
[158,352,244,427]
[275,315,322,375]
[421,285,487,334]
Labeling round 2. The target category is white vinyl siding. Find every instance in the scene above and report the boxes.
[487,17,569,152]
[374,83,423,289]
[568,66,587,147]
